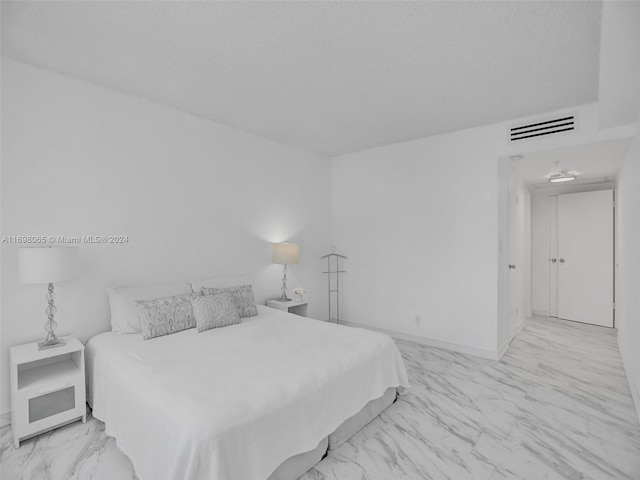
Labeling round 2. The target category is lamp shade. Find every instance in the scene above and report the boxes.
[19,246,79,284]
[272,243,299,265]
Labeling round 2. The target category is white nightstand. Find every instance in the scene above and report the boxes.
[267,299,309,317]
[10,336,86,448]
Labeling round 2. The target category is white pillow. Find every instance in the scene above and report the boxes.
[190,275,252,293]
[107,282,193,333]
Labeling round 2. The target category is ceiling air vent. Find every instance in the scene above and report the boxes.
[509,114,576,142]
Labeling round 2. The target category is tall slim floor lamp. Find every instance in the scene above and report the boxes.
[19,246,79,350]
[272,242,299,302]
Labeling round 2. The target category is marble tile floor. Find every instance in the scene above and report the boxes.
[1,316,639,480]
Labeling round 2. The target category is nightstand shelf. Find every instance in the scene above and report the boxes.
[18,357,81,391]
[10,336,86,448]
[267,299,309,317]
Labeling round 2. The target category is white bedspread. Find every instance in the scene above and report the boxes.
[87,305,409,480]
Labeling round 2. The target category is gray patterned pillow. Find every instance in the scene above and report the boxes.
[191,292,240,333]
[201,284,258,318]
[136,293,197,340]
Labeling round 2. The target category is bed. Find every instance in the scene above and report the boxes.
[87,304,410,480]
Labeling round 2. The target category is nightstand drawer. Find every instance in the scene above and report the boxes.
[13,384,84,440]
[29,385,76,422]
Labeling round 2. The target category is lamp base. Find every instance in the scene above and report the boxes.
[38,337,66,351]
[278,263,293,302]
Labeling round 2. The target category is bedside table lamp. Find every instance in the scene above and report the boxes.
[272,242,299,302]
[19,246,79,350]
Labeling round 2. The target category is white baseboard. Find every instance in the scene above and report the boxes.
[496,339,511,360]
[497,319,526,360]
[0,411,10,428]
[532,309,548,317]
[618,338,640,425]
[340,320,501,361]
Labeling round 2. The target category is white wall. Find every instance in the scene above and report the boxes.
[0,58,332,415]
[600,0,640,422]
[522,188,532,319]
[497,157,510,354]
[616,114,640,421]
[332,124,502,356]
[598,1,640,129]
[332,103,632,358]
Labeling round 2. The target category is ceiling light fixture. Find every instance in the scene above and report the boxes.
[549,170,577,183]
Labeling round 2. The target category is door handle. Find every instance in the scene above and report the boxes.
[559,258,565,263]
[551,258,557,263]
[509,264,516,269]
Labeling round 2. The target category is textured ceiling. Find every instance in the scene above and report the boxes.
[1,1,602,156]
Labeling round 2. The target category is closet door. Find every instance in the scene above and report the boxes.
[557,190,613,327]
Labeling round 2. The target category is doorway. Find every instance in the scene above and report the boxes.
[547,190,614,327]
[499,137,632,353]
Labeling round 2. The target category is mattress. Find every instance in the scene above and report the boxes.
[86,305,409,480]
